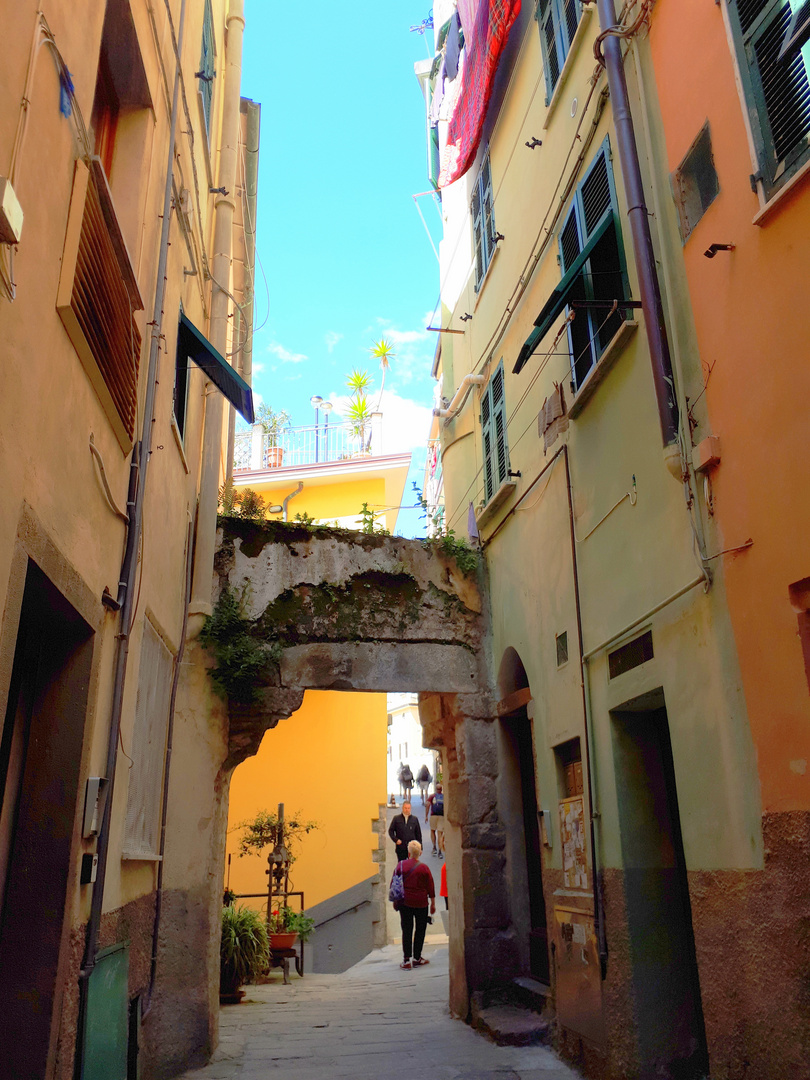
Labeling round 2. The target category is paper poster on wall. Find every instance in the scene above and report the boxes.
[559,795,588,890]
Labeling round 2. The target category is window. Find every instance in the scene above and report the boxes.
[559,140,627,389]
[124,621,173,859]
[537,0,582,101]
[199,0,216,138]
[727,0,810,198]
[472,153,497,289]
[672,123,720,241]
[556,631,569,667]
[481,361,510,503]
[555,737,583,797]
[608,629,654,679]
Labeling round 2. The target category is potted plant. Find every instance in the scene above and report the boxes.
[341,369,373,454]
[256,403,292,468]
[220,903,270,1004]
[267,904,316,950]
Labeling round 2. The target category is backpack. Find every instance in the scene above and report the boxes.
[402,766,413,785]
[432,792,444,815]
[388,865,406,909]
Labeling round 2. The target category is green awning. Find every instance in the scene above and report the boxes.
[513,212,615,374]
[178,312,254,423]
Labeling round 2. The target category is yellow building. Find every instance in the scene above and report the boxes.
[0,2,257,1076]
[225,427,411,971]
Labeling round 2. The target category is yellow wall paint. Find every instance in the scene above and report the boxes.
[226,690,387,910]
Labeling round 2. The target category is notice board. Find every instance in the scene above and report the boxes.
[559,795,588,890]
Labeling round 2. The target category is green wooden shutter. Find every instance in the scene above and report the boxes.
[728,0,810,195]
[199,0,215,137]
[482,362,508,503]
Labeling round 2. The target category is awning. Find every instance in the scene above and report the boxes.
[439,0,522,188]
[178,312,254,422]
[513,212,614,374]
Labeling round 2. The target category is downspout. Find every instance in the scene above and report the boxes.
[241,100,260,389]
[190,0,246,623]
[76,0,187,1053]
[563,445,608,977]
[433,373,486,420]
[282,482,304,521]
[595,0,680,459]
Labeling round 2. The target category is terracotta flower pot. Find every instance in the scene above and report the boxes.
[264,446,284,468]
[268,931,297,950]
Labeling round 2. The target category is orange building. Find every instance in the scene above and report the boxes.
[644,1,810,1075]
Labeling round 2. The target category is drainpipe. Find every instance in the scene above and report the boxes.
[433,373,486,420]
[282,482,304,521]
[76,0,188,1054]
[190,0,246,624]
[241,100,260,389]
[595,0,680,458]
[563,445,607,978]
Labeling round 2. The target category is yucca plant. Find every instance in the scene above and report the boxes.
[220,904,270,997]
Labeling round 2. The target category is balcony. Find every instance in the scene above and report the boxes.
[234,414,386,472]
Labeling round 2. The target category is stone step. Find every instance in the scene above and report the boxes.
[470,1000,554,1047]
[510,974,552,1015]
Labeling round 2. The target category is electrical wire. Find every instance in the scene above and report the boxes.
[89,435,130,523]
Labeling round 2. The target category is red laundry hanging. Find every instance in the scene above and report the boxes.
[438,0,521,189]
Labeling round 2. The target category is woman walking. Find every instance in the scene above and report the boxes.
[394,840,435,969]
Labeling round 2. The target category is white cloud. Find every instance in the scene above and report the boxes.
[251,361,265,375]
[325,330,343,353]
[327,390,432,454]
[266,341,308,364]
[369,320,434,386]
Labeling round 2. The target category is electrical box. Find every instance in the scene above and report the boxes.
[0,178,23,244]
[81,852,99,885]
[83,777,109,838]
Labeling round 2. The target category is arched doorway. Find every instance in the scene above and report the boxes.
[497,648,549,984]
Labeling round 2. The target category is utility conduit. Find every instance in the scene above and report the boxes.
[433,373,486,421]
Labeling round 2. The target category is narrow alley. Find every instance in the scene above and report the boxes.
[178,943,579,1080]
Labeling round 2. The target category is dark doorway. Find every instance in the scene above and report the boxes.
[0,560,94,1079]
[612,701,709,1080]
[505,711,549,982]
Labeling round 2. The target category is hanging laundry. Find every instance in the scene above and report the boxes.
[439,0,522,188]
[430,56,447,124]
[445,13,462,80]
[539,383,568,452]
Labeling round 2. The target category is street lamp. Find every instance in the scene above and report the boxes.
[310,395,323,462]
[321,400,333,461]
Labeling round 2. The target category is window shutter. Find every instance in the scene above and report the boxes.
[199,0,215,136]
[472,183,485,287]
[580,150,612,238]
[538,0,560,100]
[560,207,582,273]
[124,621,173,858]
[482,362,508,503]
[729,0,810,193]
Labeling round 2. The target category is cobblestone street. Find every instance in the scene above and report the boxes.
[178,943,580,1080]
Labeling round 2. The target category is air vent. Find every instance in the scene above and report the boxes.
[608,629,653,679]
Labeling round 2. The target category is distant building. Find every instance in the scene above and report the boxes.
[386,692,437,800]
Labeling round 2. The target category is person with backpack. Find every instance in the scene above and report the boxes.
[425,783,445,857]
[416,763,432,806]
[400,763,414,802]
[390,840,435,969]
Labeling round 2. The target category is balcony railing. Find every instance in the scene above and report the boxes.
[234,416,385,472]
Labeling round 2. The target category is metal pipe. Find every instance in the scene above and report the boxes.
[433,373,486,420]
[282,482,304,522]
[76,0,188,1054]
[595,0,679,448]
[241,100,260,389]
[563,446,607,977]
[190,0,246,622]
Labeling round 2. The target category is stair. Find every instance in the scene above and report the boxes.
[469,977,553,1047]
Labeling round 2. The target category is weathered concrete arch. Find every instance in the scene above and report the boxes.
[212,519,515,1017]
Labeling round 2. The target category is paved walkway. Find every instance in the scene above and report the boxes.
[179,943,580,1080]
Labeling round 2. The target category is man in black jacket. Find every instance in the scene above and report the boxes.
[388,801,422,863]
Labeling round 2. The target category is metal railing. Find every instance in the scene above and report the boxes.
[234,417,384,472]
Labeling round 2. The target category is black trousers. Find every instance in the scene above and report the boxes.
[400,905,429,960]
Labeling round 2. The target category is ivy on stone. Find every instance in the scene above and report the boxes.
[200,585,280,705]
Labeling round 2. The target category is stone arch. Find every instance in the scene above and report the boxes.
[206,518,510,1018]
[498,645,530,699]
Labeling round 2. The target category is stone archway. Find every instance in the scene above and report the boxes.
[210,518,515,1018]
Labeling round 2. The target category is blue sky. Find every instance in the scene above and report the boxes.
[240,1,442,536]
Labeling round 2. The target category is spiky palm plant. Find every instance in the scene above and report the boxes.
[220,904,270,995]
[370,338,394,412]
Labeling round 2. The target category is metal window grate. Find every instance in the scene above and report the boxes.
[556,631,569,667]
[124,621,173,857]
[672,123,720,241]
[608,630,654,680]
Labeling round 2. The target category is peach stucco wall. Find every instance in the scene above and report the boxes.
[650,0,810,812]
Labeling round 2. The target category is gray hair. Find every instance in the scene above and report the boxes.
[408,840,422,859]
